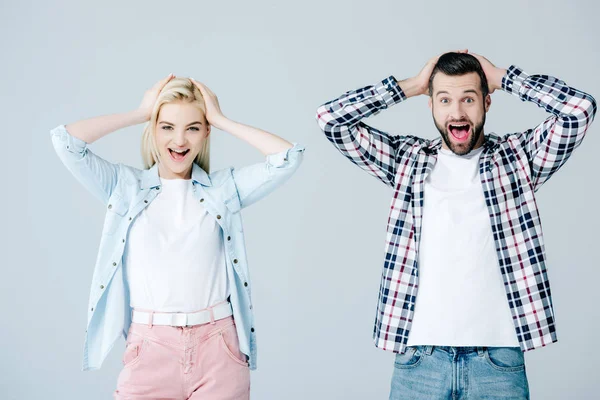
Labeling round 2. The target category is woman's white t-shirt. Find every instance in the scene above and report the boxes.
[125,177,229,313]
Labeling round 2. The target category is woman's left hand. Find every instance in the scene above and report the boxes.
[191,79,226,128]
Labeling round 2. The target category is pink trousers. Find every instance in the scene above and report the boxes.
[114,316,250,399]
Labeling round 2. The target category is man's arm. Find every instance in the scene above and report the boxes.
[471,53,597,191]
[503,66,596,190]
[315,77,410,187]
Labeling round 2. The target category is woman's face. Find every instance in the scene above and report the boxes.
[155,101,210,179]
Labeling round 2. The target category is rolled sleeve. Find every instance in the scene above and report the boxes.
[265,142,306,168]
[232,143,305,210]
[50,124,119,205]
[51,124,89,156]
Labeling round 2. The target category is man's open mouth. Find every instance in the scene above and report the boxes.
[168,148,190,162]
[448,123,471,142]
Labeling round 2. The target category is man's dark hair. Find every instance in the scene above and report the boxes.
[428,53,489,99]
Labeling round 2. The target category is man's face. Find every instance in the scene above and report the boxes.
[429,72,491,155]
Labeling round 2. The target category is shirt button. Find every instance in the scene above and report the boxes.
[200,198,205,202]
[249,305,253,310]
[112,262,117,266]
[144,200,148,204]
[244,282,248,287]
[155,187,160,190]
[227,236,231,241]
[217,215,221,219]
[91,307,94,311]
[122,239,125,243]
[233,259,238,264]
[108,204,112,209]
[100,285,104,289]
[251,328,255,333]
[129,217,132,221]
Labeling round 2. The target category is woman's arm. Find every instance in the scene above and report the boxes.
[191,79,304,210]
[51,74,175,204]
[191,79,293,155]
[66,74,174,144]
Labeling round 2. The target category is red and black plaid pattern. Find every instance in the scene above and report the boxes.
[316,65,596,354]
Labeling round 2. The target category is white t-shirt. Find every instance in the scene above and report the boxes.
[407,146,519,347]
[125,178,229,313]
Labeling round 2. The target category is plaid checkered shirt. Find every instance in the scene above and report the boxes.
[316,65,596,355]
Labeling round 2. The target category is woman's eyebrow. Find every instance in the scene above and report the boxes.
[157,121,203,126]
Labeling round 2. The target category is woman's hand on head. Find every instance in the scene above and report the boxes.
[138,74,175,121]
[190,79,226,129]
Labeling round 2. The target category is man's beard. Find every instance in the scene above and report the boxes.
[434,114,486,156]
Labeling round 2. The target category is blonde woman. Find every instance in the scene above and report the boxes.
[51,74,304,399]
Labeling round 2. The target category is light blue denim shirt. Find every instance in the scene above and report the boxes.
[50,124,305,371]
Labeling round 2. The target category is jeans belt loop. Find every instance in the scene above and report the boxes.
[477,346,486,357]
[147,311,154,329]
[209,307,216,325]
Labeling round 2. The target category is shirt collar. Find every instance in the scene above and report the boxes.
[140,162,212,189]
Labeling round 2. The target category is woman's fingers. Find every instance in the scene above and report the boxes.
[151,73,174,92]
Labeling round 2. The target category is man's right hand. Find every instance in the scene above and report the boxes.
[398,49,468,98]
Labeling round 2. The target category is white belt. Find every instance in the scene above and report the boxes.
[132,302,233,327]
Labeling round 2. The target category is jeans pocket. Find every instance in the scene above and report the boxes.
[394,346,424,369]
[219,325,249,367]
[122,334,147,368]
[484,347,525,372]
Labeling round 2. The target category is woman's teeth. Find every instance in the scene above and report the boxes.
[169,148,190,161]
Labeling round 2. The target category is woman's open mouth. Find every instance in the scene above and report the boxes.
[448,123,471,143]
[168,148,190,162]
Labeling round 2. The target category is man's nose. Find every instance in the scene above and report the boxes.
[448,103,467,121]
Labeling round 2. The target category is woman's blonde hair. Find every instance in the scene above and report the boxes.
[141,78,210,172]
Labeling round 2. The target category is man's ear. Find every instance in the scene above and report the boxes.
[485,94,492,112]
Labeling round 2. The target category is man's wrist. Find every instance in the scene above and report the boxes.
[492,68,508,92]
[397,77,425,98]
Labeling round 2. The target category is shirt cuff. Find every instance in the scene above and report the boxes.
[50,124,88,154]
[501,65,529,96]
[266,142,305,168]
[375,76,406,108]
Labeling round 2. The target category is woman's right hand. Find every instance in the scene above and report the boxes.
[138,73,175,121]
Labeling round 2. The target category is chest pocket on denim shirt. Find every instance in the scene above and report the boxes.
[103,194,129,235]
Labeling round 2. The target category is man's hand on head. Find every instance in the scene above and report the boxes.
[467,52,508,94]
[397,49,469,98]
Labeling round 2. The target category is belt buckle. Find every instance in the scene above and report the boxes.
[171,313,187,327]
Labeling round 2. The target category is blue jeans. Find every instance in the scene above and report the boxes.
[389,346,530,399]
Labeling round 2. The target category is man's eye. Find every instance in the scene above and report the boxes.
[464,98,474,103]
[440,99,449,104]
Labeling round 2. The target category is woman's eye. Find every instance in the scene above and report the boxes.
[161,125,173,130]
[189,126,200,131]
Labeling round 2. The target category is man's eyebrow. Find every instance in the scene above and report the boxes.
[435,89,480,96]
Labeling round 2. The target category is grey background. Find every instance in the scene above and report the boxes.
[2,0,598,398]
